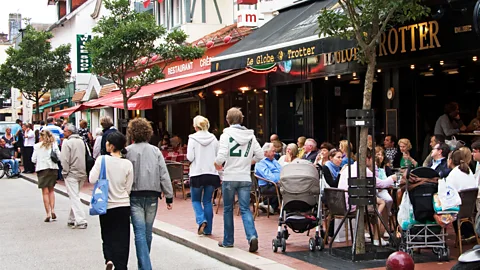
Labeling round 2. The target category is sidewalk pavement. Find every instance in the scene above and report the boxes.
[0,178,237,270]
[20,172,466,270]
[20,173,295,270]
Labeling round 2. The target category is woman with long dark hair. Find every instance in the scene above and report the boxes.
[90,131,133,270]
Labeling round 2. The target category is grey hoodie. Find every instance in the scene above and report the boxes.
[187,130,219,177]
[215,125,264,182]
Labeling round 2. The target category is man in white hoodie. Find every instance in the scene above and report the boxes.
[215,107,264,253]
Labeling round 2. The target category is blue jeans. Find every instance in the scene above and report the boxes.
[130,196,158,270]
[2,159,18,174]
[191,185,215,234]
[222,181,258,246]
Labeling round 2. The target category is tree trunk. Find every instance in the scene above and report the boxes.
[123,92,130,121]
[35,91,40,122]
[354,51,377,255]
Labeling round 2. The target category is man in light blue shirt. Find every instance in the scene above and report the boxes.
[255,143,282,214]
[429,142,451,178]
[42,117,64,147]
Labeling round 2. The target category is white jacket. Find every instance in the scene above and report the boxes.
[215,125,264,182]
[445,166,477,192]
[187,131,219,177]
[32,142,60,172]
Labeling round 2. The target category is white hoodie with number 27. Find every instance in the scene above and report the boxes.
[215,125,264,182]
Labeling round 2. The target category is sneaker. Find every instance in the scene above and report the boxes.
[218,241,234,248]
[198,222,207,235]
[74,223,88,229]
[373,239,389,246]
[105,261,113,270]
[267,205,275,215]
[67,222,75,228]
[384,231,390,238]
[249,237,259,253]
[365,233,371,240]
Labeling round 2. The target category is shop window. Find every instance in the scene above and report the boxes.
[134,1,154,15]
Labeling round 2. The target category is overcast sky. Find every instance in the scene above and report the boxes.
[0,0,56,37]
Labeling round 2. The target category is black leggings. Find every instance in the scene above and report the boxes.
[100,206,130,270]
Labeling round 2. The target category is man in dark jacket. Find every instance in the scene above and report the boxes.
[428,142,451,178]
[302,138,319,163]
[384,134,402,168]
[99,116,116,155]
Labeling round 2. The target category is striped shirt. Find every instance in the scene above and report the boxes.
[43,124,64,146]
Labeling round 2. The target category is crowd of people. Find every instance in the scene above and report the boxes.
[7,100,480,268]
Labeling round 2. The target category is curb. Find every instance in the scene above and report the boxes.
[20,174,293,270]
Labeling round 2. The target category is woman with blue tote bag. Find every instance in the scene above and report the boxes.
[89,131,133,270]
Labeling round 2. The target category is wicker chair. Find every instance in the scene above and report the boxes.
[254,174,281,218]
[455,188,479,255]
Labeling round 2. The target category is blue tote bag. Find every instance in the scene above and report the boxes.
[89,156,109,215]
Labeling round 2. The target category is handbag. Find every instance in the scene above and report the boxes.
[50,144,59,163]
[84,142,95,176]
[89,156,109,216]
[445,136,465,151]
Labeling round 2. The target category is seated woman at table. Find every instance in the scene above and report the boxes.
[278,143,298,166]
[398,138,418,168]
[323,149,342,188]
[314,142,335,168]
[467,106,480,132]
[446,147,477,241]
[375,146,394,221]
[158,138,170,150]
[339,140,356,167]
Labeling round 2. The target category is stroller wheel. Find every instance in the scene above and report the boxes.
[282,227,290,240]
[432,247,441,255]
[281,238,287,253]
[407,249,414,258]
[317,237,325,251]
[309,238,316,252]
[440,248,450,262]
[272,239,278,253]
[399,244,407,252]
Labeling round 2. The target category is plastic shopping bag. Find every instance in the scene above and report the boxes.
[437,180,461,210]
[398,191,415,230]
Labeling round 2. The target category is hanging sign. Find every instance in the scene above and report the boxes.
[77,34,92,73]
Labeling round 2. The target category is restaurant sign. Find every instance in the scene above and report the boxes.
[51,82,74,102]
[76,34,92,73]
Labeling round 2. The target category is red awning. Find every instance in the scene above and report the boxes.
[48,105,85,119]
[80,71,230,111]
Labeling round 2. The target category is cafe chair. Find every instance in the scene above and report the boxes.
[254,174,281,218]
[455,188,479,255]
[166,162,186,200]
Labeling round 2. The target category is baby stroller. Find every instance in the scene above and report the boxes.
[399,167,452,261]
[272,159,323,252]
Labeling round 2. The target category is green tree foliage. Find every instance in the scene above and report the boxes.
[87,0,205,119]
[0,23,71,120]
[317,0,428,254]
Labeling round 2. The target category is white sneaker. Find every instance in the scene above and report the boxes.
[365,233,371,240]
[268,205,275,214]
[373,239,389,246]
[384,232,390,238]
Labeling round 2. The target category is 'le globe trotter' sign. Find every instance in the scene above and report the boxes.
[77,34,92,73]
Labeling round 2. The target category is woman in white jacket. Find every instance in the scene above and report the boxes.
[32,130,61,222]
[187,115,220,235]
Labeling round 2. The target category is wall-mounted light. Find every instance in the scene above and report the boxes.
[352,72,357,77]
[213,89,223,96]
[325,76,329,81]
[440,60,444,66]
[239,86,251,93]
[410,64,415,70]
[377,69,382,73]
[337,74,341,79]
[473,56,478,62]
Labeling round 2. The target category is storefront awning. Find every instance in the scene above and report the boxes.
[39,99,68,113]
[48,105,86,119]
[81,70,231,110]
[211,0,354,71]
[154,70,249,99]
